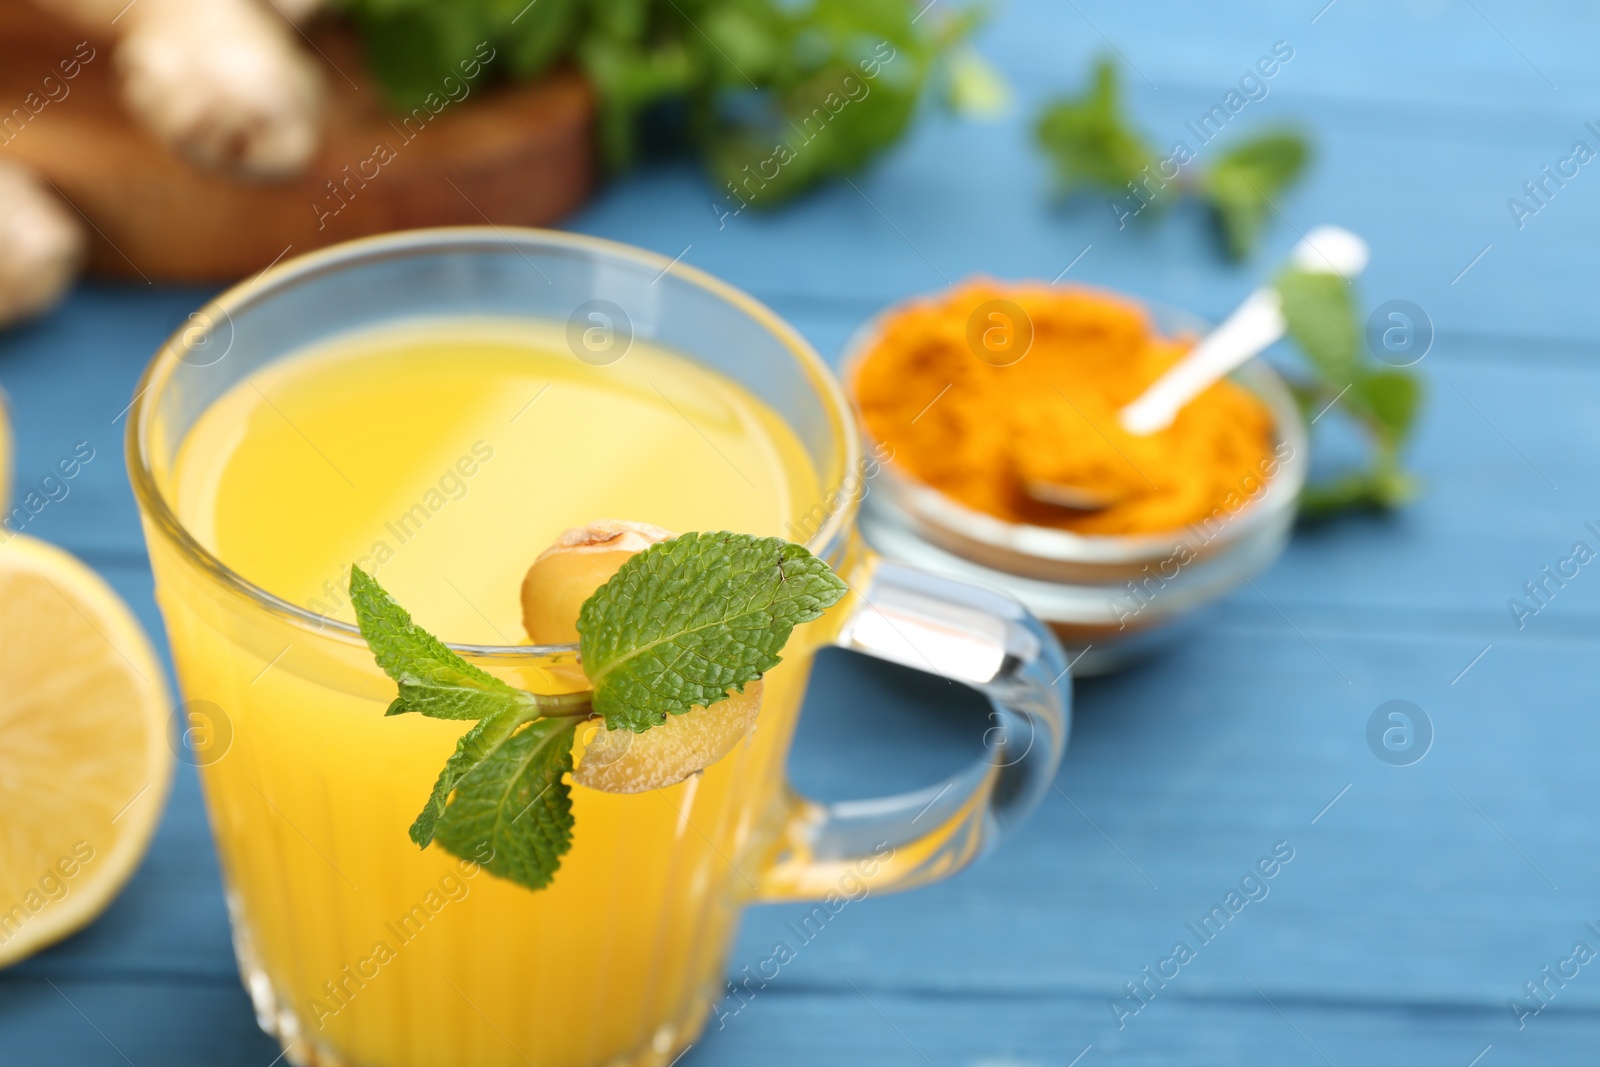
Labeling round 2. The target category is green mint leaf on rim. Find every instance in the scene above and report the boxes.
[349,565,527,721]
[577,532,848,733]
[348,533,846,894]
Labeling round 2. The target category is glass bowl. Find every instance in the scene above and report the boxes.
[841,295,1309,676]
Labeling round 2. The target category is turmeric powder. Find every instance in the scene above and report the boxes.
[851,280,1279,536]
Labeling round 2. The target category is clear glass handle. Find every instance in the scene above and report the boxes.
[757,552,1071,900]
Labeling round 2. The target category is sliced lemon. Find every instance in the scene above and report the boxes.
[0,535,173,967]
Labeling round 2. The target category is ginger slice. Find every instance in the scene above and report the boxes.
[572,681,762,794]
[521,520,762,794]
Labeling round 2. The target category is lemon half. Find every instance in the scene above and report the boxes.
[0,535,173,967]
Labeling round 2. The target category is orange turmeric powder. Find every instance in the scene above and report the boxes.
[851,280,1279,536]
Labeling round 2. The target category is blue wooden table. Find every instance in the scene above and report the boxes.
[4,2,1599,1064]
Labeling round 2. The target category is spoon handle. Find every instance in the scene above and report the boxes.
[1118,287,1285,436]
[1118,225,1370,437]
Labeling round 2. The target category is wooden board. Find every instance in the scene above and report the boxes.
[0,1,595,281]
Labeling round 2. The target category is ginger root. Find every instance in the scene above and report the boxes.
[0,162,85,328]
[34,0,325,177]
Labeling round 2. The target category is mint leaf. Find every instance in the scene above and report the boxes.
[1202,130,1309,258]
[1298,461,1417,518]
[1035,56,1158,197]
[341,0,578,109]
[1350,368,1424,442]
[1272,264,1426,519]
[1277,268,1360,383]
[408,705,522,847]
[578,532,848,732]
[432,716,578,890]
[1297,469,1385,518]
[350,565,526,721]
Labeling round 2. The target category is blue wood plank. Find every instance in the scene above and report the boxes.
[773,630,1600,1011]
[683,987,1595,1067]
[0,978,279,1067]
[0,283,215,559]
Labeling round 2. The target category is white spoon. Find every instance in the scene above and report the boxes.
[1027,226,1369,513]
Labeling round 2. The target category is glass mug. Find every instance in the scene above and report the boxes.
[127,229,1071,1067]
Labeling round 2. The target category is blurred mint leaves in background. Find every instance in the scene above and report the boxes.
[337,0,977,206]
[339,7,1311,236]
[1035,58,1161,197]
[1035,56,1311,259]
[1203,133,1308,259]
[1276,268,1424,517]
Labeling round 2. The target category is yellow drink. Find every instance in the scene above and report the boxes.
[156,320,826,1067]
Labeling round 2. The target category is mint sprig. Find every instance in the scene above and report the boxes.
[1034,56,1311,259]
[1275,267,1424,517]
[348,532,847,892]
